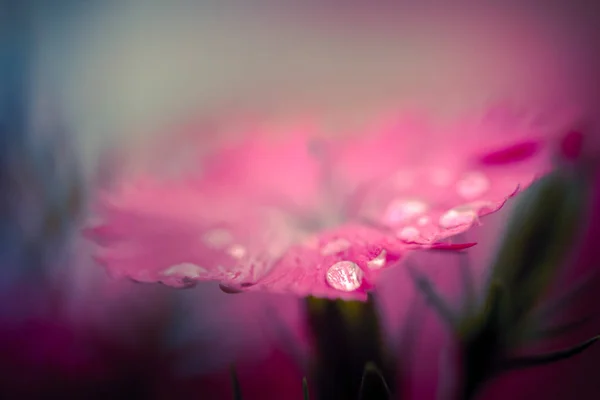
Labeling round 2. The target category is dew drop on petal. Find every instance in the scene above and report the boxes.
[219,284,244,294]
[438,207,477,228]
[367,250,387,270]
[163,262,206,278]
[203,229,233,249]
[218,265,240,280]
[417,216,430,226]
[456,171,490,200]
[326,261,363,292]
[383,199,428,225]
[228,244,247,259]
[398,226,420,242]
[320,238,352,256]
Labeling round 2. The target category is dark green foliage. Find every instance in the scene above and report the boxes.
[410,167,598,399]
[305,295,395,400]
[358,362,392,400]
[488,170,588,346]
[230,366,243,400]
[498,335,600,371]
[303,377,310,400]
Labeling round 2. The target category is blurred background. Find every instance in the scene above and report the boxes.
[2,1,600,398]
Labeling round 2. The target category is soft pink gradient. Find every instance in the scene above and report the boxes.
[85,109,558,300]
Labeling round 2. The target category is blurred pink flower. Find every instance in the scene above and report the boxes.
[85,109,555,300]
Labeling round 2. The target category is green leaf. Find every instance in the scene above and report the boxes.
[482,281,505,328]
[487,170,589,335]
[523,314,595,343]
[302,377,310,400]
[408,265,457,328]
[457,280,504,340]
[499,335,600,371]
[230,365,243,400]
[535,270,598,322]
[305,296,391,399]
[458,251,477,316]
[358,362,392,400]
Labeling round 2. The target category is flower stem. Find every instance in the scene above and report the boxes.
[305,295,395,400]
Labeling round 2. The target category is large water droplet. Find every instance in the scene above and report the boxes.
[218,265,240,280]
[438,207,477,228]
[456,171,490,200]
[417,216,430,226]
[367,250,387,270]
[203,229,233,249]
[398,226,420,242]
[383,199,428,225]
[326,261,363,291]
[320,238,351,256]
[163,263,206,278]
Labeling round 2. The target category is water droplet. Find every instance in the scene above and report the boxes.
[383,199,428,225]
[367,250,387,269]
[417,216,430,226]
[438,207,477,228]
[163,263,206,278]
[320,238,351,256]
[203,229,233,249]
[217,265,240,280]
[219,284,243,294]
[456,171,490,200]
[398,226,420,242]
[228,245,247,259]
[326,261,363,292]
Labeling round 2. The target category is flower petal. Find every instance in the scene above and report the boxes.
[199,127,322,209]
[235,224,408,300]
[86,107,564,299]
[339,107,553,246]
[88,172,408,299]
[86,178,301,289]
[479,140,541,165]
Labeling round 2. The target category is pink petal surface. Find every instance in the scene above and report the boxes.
[199,129,323,208]
[333,109,553,246]
[86,109,555,299]
[88,186,405,300]
[237,224,406,300]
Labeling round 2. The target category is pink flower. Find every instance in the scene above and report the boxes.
[85,109,554,300]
